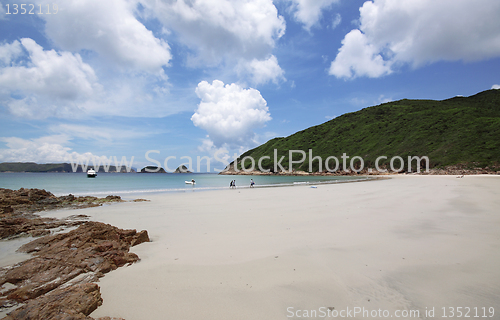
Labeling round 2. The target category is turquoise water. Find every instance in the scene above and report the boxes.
[0,172,365,198]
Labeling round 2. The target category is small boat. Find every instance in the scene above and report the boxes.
[87,168,97,178]
[185,179,195,185]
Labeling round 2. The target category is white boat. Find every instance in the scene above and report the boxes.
[185,180,195,185]
[87,168,97,178]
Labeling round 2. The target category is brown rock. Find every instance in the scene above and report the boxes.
[0,221,147,311]
[104,195,122,201]
[0,217,85,240]
[0,188,125,219]
[131,230,150,247]
[2,282,102,320]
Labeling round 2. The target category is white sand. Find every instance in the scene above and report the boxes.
[16,176,500,319]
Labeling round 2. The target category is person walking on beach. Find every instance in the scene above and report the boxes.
[230,180,233,188]
[250,179,255,188]
[232,180,236,189]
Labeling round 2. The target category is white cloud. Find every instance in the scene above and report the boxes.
[50,124,155,143]
[0,39,99,99]
[0,135,109,164]
[142,0,285,63]
[39,0,171,73]
[378,94,392,104]
[0,38,188,119]
[140,0,285,82]
[286,0,339,30]
[191,80,271,148]
[0,2,190,120]
[329,29,392,79]
[331,13,341,30]
[237,55,285,85]
[0,40,22,64]
[492,84,500,90]
[0,38,102,118]
[330,0,500,79]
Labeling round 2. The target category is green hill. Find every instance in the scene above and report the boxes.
[233,89,500,173]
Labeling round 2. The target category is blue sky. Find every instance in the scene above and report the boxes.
[1,0,499,172]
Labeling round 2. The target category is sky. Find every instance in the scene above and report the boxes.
[1,0,500,172]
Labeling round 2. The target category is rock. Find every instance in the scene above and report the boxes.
[2,282,102,320]
[0,217,85,240]
[174,165,192,173]
[104,195,121,201]
[131,230,149,247]
[139,166,167,173]
[0,188,125,218]
[28,229,50,237]
[0,189,151,319]
[59,194,76,202]
[0,221,149,308]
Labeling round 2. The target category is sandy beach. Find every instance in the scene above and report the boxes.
[21,176,500,319]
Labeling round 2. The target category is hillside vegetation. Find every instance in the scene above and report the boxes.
[235,89,500,172]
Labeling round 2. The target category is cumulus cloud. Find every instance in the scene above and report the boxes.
[330,0,500,79]
[140,0,285,83]
[286,0,339,30]
[492,84,500,90]
[38,0,171,73]
[142,0,284,63]
[0,38,102,118]
[0,39,99,100]
[329,29,392,79]
[0,40,22,64]
[237,55,285,85]
[0,135,109,164]
[191,80,271,148]
[0,38,187,119]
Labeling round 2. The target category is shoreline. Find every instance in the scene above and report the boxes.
[219,167,500,176]
[0,173,374,199]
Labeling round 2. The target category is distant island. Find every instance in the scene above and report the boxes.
[0,162,135,173]
[174,165,192,173]
[139,166,167,173]
[223,89,500,175]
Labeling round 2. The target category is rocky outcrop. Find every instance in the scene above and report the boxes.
[0,221,149,319]
[139,166,167,173]
[2,282,102,320]
[0,188,150,319]
[0,216,86,240]
[0,188,125,218]
[174,165,192,173]
[219,163,500,176]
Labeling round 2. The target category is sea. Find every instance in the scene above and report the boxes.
[0,172,367,199]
